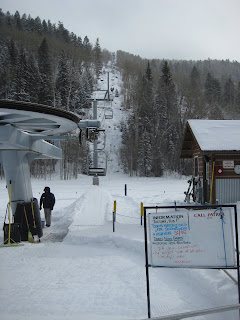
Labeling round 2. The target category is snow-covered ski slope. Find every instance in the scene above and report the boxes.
[88,65,127,174]
[0,67,239,320]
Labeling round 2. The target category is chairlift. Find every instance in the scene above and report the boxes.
[87,151,107,176]
[104,107,113,119]
[96,131,106,151]
[88,167,106,176]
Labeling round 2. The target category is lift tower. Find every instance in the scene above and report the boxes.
[0,100,102,241]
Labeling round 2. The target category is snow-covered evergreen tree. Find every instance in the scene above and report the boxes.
[55,50,70,109]
[38,37,53,105]
[93,38,102,78]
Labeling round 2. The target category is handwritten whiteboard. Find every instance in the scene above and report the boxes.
[148,208,235,268]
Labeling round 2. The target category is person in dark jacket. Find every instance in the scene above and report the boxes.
[40,187,55,227]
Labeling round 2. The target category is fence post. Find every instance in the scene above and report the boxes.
[113,200,117,232]
[141,202,143,226]
[113,211,115,232]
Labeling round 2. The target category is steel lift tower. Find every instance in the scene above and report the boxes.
[0,100,101,242]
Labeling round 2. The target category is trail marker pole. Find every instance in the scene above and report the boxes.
[141,202,143,226]
[113,200,117,232]
[113,212,115,232]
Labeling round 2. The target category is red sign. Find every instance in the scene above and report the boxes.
[215,166,223,176]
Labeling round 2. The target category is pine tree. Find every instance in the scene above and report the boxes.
[155,60,180,172]
[138,61,154,126]
[0,9,5,26]
[83,36,92,61]
[190,65,200,90]
[160,60,176,120]
[57,22,70,43]
[27,54,41,102]
[137,130,152,177]
[223,78,235,108]
[5,11,13,27]
[13,11,22,30]
[68,60,85,112]
[93,38,102,78]
[204,72,221,105]
[6,39,18,99]
[14,46,30,101]
[38,37,53,105]
[55,50,70,109]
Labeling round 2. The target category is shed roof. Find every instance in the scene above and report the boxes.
[181,120,240,158]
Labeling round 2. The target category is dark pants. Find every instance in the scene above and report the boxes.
[44,208,52,226]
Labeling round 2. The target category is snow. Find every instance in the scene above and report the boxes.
[0,69,239,320]
[188,119,240,151]
[0,174,239,320]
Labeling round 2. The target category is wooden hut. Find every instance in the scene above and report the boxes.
[180,120,240,204]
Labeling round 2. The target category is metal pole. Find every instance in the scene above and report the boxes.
[93,100,97,119]
[107,72,110,101]
[233,205,240,320]
[93,100,98,180]
[144,208,151,318]
[141,202,143,226]
[113,201,116,232]
[113,212,115,232]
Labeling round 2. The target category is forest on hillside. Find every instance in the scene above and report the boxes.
[0,9,240,178]
[0,9,112,179]
[116,51,240,176]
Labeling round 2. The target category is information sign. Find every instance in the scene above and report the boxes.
[148,208,235,268]
[223,160,234,169]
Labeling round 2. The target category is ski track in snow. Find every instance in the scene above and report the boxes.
[0,68,239,320]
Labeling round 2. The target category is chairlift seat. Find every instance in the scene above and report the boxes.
[88,167,106,176]
[105,114,113,119]
[104,107,113,119]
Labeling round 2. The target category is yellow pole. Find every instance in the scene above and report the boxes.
[210,161,215,204]
[141,202,143,217]
[114,200,116,213]
[31,201,36,228]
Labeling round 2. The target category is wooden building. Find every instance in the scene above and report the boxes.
[180,120,240,204]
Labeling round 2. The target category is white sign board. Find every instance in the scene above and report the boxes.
[223,160,234,169]
[148,208,235,268]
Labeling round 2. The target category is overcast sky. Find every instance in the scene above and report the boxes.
[1,0,240,62]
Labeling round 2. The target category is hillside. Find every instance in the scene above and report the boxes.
[1,9,240,177]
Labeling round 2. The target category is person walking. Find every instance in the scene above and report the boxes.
[40,187,55,227]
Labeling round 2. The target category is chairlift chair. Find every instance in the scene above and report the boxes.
[104,107,113,119]
[87,151,107,176]
[88,167,106,176]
